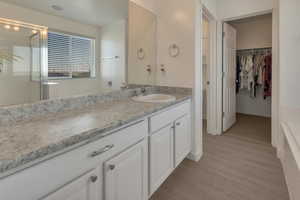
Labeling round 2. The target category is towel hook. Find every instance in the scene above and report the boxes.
[137,48,145,60]
[168,44,180,58]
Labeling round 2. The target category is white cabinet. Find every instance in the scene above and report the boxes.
[43,169,100,200]
[149,101,191,196]
[0,120,148,200]
[174,115,191,167]
[149,124,174,195]
[104,140,148,200]
[1,100,192,200]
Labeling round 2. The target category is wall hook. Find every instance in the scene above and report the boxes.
[168,44,180,58]
[137,48,145,60]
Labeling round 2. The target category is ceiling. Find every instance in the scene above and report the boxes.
[0,0,128,27]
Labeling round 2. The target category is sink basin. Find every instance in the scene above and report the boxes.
[132,94,176,103]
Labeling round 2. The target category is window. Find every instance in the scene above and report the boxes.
[47,31,95,79]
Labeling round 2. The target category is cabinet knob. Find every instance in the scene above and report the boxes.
[109,164,116,170]
[90,175,98,183]
[176,122,181,126]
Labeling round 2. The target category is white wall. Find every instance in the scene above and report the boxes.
[217,0,273,20]
[229,14,272,117]
[0,1,103,100]
[278,1,300,197]
[279,0,300,109]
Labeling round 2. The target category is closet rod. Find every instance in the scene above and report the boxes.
[237,47,272,51]
[237,47,272,55]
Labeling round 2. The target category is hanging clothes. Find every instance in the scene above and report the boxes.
[236,48,272,100]
[264,54,272,99]
[236,56,241,93]
[239,55,254,91]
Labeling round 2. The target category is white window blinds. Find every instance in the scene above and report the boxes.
[48,32,95,79]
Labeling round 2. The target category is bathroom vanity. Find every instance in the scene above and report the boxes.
[0,87,192,200]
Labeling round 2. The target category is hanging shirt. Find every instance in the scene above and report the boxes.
[239,55,248,90]
[264,54,272,98]
[245,55,254,91]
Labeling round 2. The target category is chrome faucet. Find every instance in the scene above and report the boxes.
[133,90,138,96]
[120,83,130,90]
[141,87,146,96]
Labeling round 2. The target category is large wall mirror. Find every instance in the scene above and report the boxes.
[128,1,157,86]
[0,0,157,107]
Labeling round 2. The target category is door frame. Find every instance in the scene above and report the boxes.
[216,9,279,148]
[202,7,219,136]
[222,22,237,132]
[190,1,218,161]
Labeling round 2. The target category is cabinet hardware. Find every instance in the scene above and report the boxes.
[90,175,98,183]
[108,164,116,170]
[89,144,114,158]
[176,122,181,126]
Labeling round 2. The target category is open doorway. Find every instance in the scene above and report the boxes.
[222,14,273,143]
[200,6,218,137]
[202,15,210,134]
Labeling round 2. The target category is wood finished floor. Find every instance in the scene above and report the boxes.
[150,114,289,200]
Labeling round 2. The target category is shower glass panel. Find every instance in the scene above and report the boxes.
[0,22,43,106]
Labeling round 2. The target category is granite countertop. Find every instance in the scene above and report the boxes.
[0,93,191,177]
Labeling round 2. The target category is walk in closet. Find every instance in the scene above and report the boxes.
[229,14,272,118]
[224,13,273,143]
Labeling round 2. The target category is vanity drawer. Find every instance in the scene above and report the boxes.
[0,119,148,200]
[150,100,191,133]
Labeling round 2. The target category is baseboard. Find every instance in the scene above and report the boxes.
[279,157,293,200]
[187,152,203,162]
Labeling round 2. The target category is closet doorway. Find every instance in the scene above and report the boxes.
[201,6,217,136]
[202,15,210,133]
[222,14,273,143]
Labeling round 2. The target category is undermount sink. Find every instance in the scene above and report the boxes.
[132,94,176,103]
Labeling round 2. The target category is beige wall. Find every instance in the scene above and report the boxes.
[128,2,157,85]
[217,0,273,20]
[155,0,196,88]
[230,14,272,50]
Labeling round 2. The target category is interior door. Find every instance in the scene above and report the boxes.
[222,23,237,132]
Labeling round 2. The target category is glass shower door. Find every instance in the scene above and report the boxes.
[0,24,42,106]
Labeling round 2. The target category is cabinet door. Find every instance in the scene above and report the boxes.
[104,140,148,200]
[149,124,174,195]
[174,115,191,167]
[43,169,99,200]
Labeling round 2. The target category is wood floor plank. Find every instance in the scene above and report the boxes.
[150,114,289,200]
